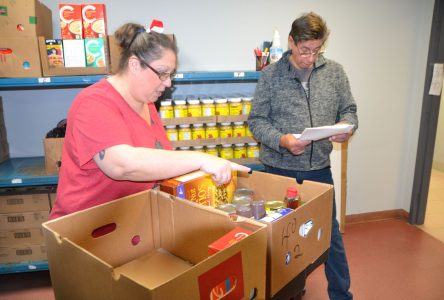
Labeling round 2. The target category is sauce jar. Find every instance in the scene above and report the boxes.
[178,124,191,141]
[247,142,260,158]
[173,100,188,118]
[159,100,174,119]
[192,145,205,152]
[242,97,252,115]
[245,125,254,137]
[201,98,215,117]
[219,144,234,159]
[233,121,246,137]
[187,99,202,117]
[234,143,247,158]
[191,123,205,139]
[219,122,233,138]
[205,144,218,156]
[215,98,229,116]
[228,97,242,115]
[165,125,178,141]
[205,123,219,139]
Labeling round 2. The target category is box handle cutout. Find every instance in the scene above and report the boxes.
[131,235,141,246]
[209,275,237,299]
[299,219,313,238]
[91,222,116,238]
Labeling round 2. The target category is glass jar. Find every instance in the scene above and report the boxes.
[191,123,205,139]
[228,97,242,115]
[205,144,218,156]
[242,97,252,115]
[165,125,178,141]
[205,123,219,139]
[245,125,254,137]
[219,144,234,159]
[233,188,254,206]
[247,142,259,158]
[173,100,188,118]
[159,100,174,119]
[178,146,190,151]
[178,124,191,141]
[201,99,215,117]
[234,143,247,159]
[215,98,229,116]
[192,145,205,153]
[187,99,202,117]
[233,122,246,137]
[219,122,233,138]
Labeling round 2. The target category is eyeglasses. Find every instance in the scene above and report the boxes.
[296,44,324,58]
[139,59,176,81]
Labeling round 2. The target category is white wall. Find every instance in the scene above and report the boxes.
[0,0,435,216]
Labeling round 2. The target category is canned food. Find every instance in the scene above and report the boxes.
[234,143,247,158]
[205,144,218,156]
[187,99,202,117]
[228,98,242,115]
[159,100,174,119]
[165,125,178,141]
[173,100,188,118]
[205,123,219,139]
[233,122,246,137]
[215,98,229,116]
[192,123,205,139]
[219,144,234,159]
[233,188,254,206]
[247,142,259,158]
[219,122,233,138]
[178,124,191,141]
[201,99,215,117]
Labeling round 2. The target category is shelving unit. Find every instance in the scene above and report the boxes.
[0,71,263,274]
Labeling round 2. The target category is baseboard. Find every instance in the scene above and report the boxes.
[432,160,444,172]
[345,209,409,225]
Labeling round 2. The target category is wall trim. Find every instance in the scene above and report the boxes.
[346,209,409,225]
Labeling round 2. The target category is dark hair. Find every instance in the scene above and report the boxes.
[114,22,178,72]
[289,12,330,44]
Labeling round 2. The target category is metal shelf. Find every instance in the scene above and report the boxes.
[0,71,260,89]
[0,157,58,188]
[0,260,48,274]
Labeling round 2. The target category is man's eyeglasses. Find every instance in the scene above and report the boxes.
[296,44,324,58]
[139,59,176,81]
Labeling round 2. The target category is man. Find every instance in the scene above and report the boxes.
[248,12,358,300]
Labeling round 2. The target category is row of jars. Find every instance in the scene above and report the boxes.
[175,143,260,159]
[159,97,252,119]
[166,122,252,141]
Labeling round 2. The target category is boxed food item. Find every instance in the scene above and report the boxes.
[43,137,64,175]
[45,39,64,67]
[82,4,107,39]
[42,189,268,300]
[208,226,252,255]
[59,4,82,39]
[85,38,107,67]
[0,36,42,77]
[0,0,52,38]
[160,170,237,207]
[62,39,86,67]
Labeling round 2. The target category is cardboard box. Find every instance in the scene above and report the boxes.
[0,244,47,264]
[234,171,333,298]
[160,170,237,207]
[108,34,175,74]
[43,137,64,175]
[0,227,45,246]
[82,4,107,39]
[38,36,108,76]
[0,191,50,213]
[42,189,267,300]
[0,0,52,38]
[0,36,42,78]
[58,4,82,39]
[0,210,49,230]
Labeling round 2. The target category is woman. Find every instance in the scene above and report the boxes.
[50,23,249,219]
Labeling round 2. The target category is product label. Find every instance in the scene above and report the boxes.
[84,38,106,67]
[82,4,107,38]
[59,4,83,39]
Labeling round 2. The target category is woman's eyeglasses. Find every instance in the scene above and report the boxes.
[139,59,176,81]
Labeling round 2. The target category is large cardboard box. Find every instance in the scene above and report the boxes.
[0,0,52,38]
[234,171,333,298]
[42,189,268,300]
[0,210,49,230]
[43,137,64,175]
[0,191,50,213]
[0,227,45,246]
[0,36,42,77]
[0,243,47,264]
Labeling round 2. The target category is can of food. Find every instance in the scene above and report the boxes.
[233,122,246,137]
[173,100,188,118]
[219,122,233,138]
[159,100,174,119]
[219,144,234,159]
[228,97,242,115]
[178,124,191,141]
[165,125,178,141]
[201,98,215,117]
[187,99,202,117]
[205,123,219,139]
[192,123,205,139]
[247,142,259,158]
[215,98,229,116]
[242,97,252,115]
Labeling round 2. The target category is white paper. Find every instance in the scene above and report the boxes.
[293,124,354,141]
[429,63,443,96]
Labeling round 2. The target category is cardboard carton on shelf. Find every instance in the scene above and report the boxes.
[42,189,268,300]
[0,0,52,38]
[0,36,42,78]
[43,138,64,175]
[0,243,47,264]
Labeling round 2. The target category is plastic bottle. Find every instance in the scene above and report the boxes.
[270,29,283,64]
[285,186,300,209]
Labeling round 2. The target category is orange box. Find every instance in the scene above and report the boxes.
[160,170,237,207]
[81,4,107,38]
[208,227,252,255]
[45,39,64,67]
[59,4,82,39]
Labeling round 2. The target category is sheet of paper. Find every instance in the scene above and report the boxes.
[429,63,443,96]
[293,124,354,141]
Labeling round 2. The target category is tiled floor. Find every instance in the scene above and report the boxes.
[417,168,444,242]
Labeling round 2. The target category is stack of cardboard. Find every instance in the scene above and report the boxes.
[0,0,52,78]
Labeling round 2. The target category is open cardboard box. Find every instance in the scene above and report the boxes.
[42,189,268,300]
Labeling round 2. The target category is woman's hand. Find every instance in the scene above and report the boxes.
[199,155,250,185]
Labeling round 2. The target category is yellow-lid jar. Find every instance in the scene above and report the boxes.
[215,98,229,116]
[247,142,259,158]
[205,122,219,139]
[187,99,202,117]
[173,100,188,118]
[201,99,215,117]
[219,122,233,138]
[192,123,205,140]
[165,125,178,141]
[205,144,218,156]
[178,124,191,141]
[234,143,247,158]
[220,144,234,159]
[159,100,174,119]
[242,97,252,115]
[233,121,246,137]
[228,97,242,115]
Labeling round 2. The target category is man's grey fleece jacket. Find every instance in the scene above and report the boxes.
[247,51,358,171]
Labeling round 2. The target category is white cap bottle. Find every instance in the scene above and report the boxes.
[270,29,283,64]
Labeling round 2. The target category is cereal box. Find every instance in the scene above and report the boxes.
[82,4,107,38]
[160,170,237,207]
[59,4,82,39]
[208,227,253,255]
[84,38,106,67]
[46,39,64,67]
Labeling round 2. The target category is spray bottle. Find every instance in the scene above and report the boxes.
[269,28,283,64]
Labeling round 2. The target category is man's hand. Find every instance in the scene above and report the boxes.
[280,134,311,156]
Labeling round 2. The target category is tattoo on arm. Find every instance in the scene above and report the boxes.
[99,150,105,160]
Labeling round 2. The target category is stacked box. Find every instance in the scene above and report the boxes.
[0,187,51,264]
[0,0,52,78]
